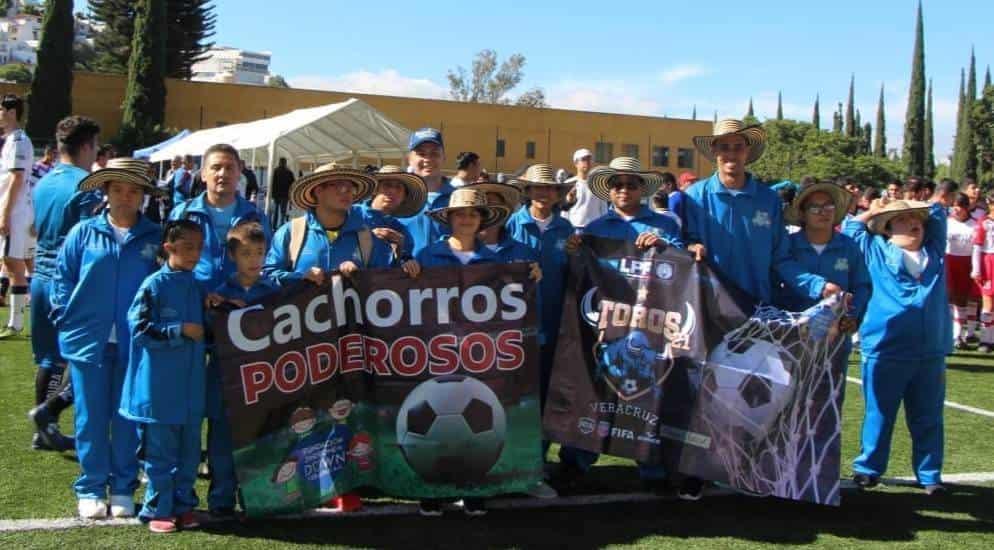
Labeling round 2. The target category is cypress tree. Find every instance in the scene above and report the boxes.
[692,105,697,120]
[833,103,843,134]
[963,48,979,178]
[903,0,926,177]
[986,65,992,90]
[953,68,965,176]
[874,84,887,157]
[118,0,168,152]
[776,91,783,120]
[90,0,135,74]
[855,108,862,135]
[863,122,873,155]
[925,79,935,178]
[845,74,856,137]
[746,97,754,118]
[25,0,74,144]
[713,111,718,125]
[812,94,820,129]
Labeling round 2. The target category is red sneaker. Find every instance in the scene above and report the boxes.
[148,518,177,533]
[327,493,362,512]
[177,511,201,529]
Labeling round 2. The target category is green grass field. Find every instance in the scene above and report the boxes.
[1,308,993,548]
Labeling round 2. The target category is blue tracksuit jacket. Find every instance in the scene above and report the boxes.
[121,264,206,425]
[31,163,93,279]
[584,206,685,248]
[775,231,871,318]
[356,203,414,258]
[416,239,499,267]
[399,177,454,255]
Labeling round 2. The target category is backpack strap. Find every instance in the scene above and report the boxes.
[288,216,308,270]
[357,228,373,267]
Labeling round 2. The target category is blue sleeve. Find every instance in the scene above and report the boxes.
[128,280,185,349]
[849,244,871,320]
[771,203,826,301]
[683,189,703,245]
[842,217,872,254]
[662,217,684,249]
[50,225,84,327]
[924,203,947,258]
[668,192,684,223]
[262,224,302,286]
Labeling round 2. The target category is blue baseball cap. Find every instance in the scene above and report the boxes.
[408,128,444,151]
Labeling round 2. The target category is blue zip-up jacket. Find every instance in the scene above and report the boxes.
[775,231,871,318]
[684,173,826,304]
[488,232,540,264]
[170,167,192,207]
[356,203,414,258]
[507,207,574,345]
[170,192,272,292]
[584,206,685,248]
[121,264,206,425]
[399,177,454,256]
[31,163,90,279]
[416,239,499,267]
[264,209,394,286]
[51,213,162,367]
[843,203,951,359]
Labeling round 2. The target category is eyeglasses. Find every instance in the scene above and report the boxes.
[715,143,747,153]
[804,203,837,215]
[610,180,641,191]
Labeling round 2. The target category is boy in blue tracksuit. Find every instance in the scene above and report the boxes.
[122,220,207,532]
[398,128,455,255]
[204,221,280,517]
[844,199,950,494]
[51,161,164,519]
[355,165,427,261]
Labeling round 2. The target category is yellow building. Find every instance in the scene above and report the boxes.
[0,72,714,177]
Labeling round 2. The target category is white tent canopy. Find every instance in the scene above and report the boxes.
[149,98,411,167]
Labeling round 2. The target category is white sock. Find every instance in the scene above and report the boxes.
[982,312,994,344]
[967,300,980,337]
[8,289,26,330]
[952,305,964,341]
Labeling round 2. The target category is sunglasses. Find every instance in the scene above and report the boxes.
[610,180,641,191]
[804,203,837,215]
[715,143,747,153]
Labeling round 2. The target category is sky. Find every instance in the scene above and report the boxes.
[206,0,994,162]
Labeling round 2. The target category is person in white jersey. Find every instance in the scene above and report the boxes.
[0,94,34,339]
[946,193,980,349]
[563,148,606,228]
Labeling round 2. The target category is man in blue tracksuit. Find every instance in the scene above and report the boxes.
[398,128,455,255]
[168,144,271,515]
[844,199,950,494]
[51,159,163,519]
[169,155,193,212]
[27,116,102,452]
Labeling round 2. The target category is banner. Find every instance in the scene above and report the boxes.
[544,237,847,505]
[212,264,543,517]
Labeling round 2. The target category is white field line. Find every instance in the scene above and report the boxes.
[846,376,994,419]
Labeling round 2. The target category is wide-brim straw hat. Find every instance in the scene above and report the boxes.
[785,182,850,226]
[373,165,427,218]
[427,188,509,230]
[290,162,375,210]
[77,157,162,195]
[587,157,664,203]
[866,199,931,235]
[464,181,523,212]
[509,163,566,190]
[693,119,768,165]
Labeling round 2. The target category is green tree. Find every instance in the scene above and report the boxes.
[692,105,697,120]
[118,0,168,152]
[973,85,994,184]
[845,75,856,137]
[962,48,979,179]
[446,49,544,105]
[833,103,843,134]
[874,84,887,157]
[925,79,935,178]
[25,0,74,144]
[267,74,290,88]
[812,94,820,129]
[986,66,992,90]
[776,91,783,120]
[0,64,33,84]
[953,68,965,173]
[746,97,755,118]
[903,1,927,177]
[863,122,873,156]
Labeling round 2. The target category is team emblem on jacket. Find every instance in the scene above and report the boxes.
[752,211,771,228]
[834,258,849,272]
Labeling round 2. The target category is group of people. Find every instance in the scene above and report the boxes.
[0,84,960,531]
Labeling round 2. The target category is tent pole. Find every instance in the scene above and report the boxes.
[265,139,276,217]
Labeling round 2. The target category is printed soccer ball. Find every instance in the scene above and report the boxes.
[621,378,639,395]
[396,375,507,484]
[701,337,795,439]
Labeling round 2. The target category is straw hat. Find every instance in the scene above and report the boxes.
[77,157,162,195]
[373,165,427,218]
[587,157,664,203]
[692,119,767,165]
[866,199,931,235]
[427,188,509,230]
[509,163,566,190]
[289,162,375,210]
[464,181,523,212]
[785,182,850,226]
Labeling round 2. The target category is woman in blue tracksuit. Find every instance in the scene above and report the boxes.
[355,165,427,261]
[843,198,950,495]
[121,220,208,533]
[776,182,871,395]
[51,159,164,520]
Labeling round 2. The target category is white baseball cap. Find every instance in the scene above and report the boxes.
[573,148,593,162]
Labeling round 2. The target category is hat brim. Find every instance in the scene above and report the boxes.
[587,167,663,203]
[373,172,427,218]
[464,182,523,212]
[866,202,931,235]
[509,177,566,189]
[290,170,375,210]
[692,125,767,165]
[77,169,162,196]
[784,183,850,226]
[427,204,510,231]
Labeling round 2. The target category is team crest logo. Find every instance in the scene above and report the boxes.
[655,262,674,280]
[834,258,849,272]
[577,417,595,435]
[752,211,771,228]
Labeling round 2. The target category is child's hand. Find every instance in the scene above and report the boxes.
[206,293,224,308]
[565,234,582,254]
[529,262,543,282]
[402,259,421,278]
[838,316,858,333]
[688,243,706,262]
[372,227,404,246]
[635,231,662,249]
[304,267,325,285]
[182,323,204,342]
[339,261,360,278]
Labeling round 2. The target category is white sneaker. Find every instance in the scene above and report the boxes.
[109,495,135,518]
[78,498,107,519]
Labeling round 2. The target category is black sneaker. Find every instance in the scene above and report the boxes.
[31,432,50,451]
[955,339,970,351]
[549,462,584,492]
[208,507,237,520]
[853,474,880,489]
[462,498,487,517]
[418,500,443,517]
[678,477,704,501]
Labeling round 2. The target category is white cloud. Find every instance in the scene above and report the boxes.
[289,69,448,100]
[658,65,707,85]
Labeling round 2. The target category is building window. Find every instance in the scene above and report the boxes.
[621,143,639,159]
[677,148,695,169]
[525,141,536,159]
[594,142,613,163]
[496,139,506,158]
[651,146,669,167]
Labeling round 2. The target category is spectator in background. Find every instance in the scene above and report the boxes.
[858,187,881,215]
[91,144,115,172]
[169,155,194,212]
[563,148,606,228]
[31,143,56,187]
[668,171,695,226]
[932,179,959,209]
[946,193,979,348]
[964,177,987,221]
[241,160,259,203]
[886,179,902,201]
[270,157,294,227]
[451,152,481,188]
[650,172,682,228]
[902,178,925,201]
[837,176,860,216]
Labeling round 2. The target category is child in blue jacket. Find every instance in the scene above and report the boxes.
[51,160,164,520]
[204,221,280,517]
[121,220,208,532]
[843,199,950,495]
[355,165,428,260]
